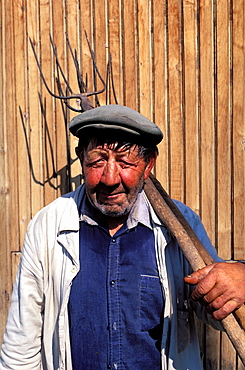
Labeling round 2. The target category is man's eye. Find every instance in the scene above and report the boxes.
[87,159,105,167]
[119,160,135,168]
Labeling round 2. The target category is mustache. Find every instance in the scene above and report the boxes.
[94,183,128,195]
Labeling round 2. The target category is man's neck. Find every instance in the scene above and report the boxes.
[106,215,128,236]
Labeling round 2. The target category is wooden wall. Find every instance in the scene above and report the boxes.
[0,0,245,368]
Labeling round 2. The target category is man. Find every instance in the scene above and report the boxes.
[1,104,245,369]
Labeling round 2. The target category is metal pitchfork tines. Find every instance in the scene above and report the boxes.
[29,31,118,113]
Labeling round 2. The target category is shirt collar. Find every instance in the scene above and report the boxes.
[79,189,153,230]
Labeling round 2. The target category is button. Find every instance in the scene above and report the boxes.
[71,266,77,273]
[110,280,115,287]
[112,239,116,243]
[113,321,117,330]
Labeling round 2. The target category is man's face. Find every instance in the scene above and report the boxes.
[79,141,155,218]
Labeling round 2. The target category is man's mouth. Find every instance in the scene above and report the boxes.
[100,191,124,198]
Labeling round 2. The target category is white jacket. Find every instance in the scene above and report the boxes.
[0,185,222,369]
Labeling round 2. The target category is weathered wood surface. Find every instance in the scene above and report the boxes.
[0,1,245,368]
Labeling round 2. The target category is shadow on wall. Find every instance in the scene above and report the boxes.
[19,94,81,195]
[21,32,119,195]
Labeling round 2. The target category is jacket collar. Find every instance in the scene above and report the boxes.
[57,185,86,234]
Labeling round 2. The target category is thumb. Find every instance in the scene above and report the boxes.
[184,264,216,285]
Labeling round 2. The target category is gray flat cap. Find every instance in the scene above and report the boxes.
[69,104,163,146]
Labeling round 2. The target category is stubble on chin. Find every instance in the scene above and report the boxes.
[93,202,132,218]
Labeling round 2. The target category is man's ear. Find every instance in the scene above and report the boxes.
[75,147,82,161]
[76,147,85,177]
[143,155,156,180]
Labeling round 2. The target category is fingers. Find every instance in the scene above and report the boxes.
[184,262,245,320]
[201,290,241,320]
[206,298,242,321]
[184,264,216,285]
[184,263,219,301]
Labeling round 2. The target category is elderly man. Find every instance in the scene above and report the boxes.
[1,105,245,370]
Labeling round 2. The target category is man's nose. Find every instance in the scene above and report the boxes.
[101,161,120,186]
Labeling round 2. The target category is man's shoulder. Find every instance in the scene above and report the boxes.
[30,185,85,224]
[172,199,201,229]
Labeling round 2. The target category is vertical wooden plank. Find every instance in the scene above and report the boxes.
[52,0,69,196]
[0,0,10,340]
[138,0,153,120]
[4,1,19,253]
[153,0,169,190]
[199,1,220,368]
[80,0,93,96]
[167,0,184,201]
[27,0,44,217]
[65,0,80,99]
[221,334,237,369]
[77,1,95,191]
[183,0,200,215]
[40,0,57,206]
[199,0,216,245]
[233,0,245,261]
[0,0,19,342]
[7,0,20,247]
[216,0,236,366]
[108,0,123,104]
[93,0,107,107]
[65,0,82,189]
[14,0,31,247]
[122,0,138,109]
[216,0,232,259]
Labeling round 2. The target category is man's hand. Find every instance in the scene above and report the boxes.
[184,262,245,320]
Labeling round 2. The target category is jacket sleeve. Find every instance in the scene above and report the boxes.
[173,199,223,263]
[0,218,45,369]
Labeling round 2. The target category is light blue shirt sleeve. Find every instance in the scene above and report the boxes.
[173,199,223,263]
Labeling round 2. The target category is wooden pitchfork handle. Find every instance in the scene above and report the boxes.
[144,174,245,366]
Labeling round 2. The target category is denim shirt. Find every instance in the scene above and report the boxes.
[69,192,165,369]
